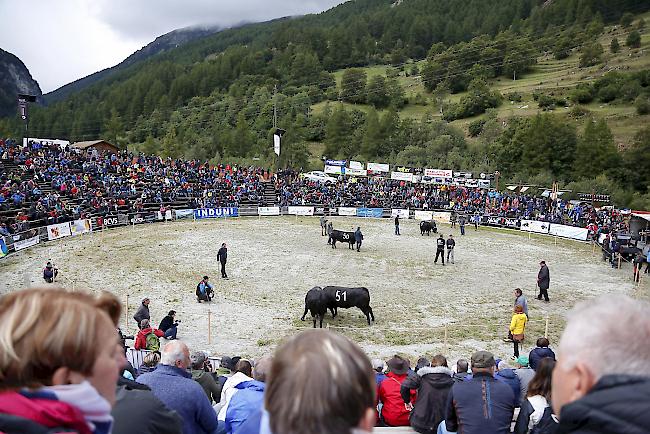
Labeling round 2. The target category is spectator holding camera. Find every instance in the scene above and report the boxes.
[190,351,222,404]
[159,310,180,340]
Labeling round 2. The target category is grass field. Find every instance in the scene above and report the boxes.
[315,11,650,147]
[1,217,646,363]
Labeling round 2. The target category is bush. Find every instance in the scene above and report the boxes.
[506,92,523,102]
[468,119,486,137]
[626,31,641,49]
[537,94,556,110]
[620,12,634,28]
[442,79,502,121]
[579,43,603,68]
[610,38,620,53]
[636,97,650,115]
[569,105,591,118]
[598,84,620,103]
[569,85,595,104]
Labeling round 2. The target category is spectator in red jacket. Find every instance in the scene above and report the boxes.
[134,319,165,350]
[378,355,416,427]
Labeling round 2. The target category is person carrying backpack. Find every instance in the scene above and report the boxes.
[134,319,165,351]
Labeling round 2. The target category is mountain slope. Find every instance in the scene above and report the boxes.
[44,25,221,104]
[0,48,42,118]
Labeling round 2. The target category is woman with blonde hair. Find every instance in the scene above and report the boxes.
[510,304,528,359]
[0,287,125,433]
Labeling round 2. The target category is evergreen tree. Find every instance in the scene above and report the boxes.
[574,118,621,179]
[579,43,604,68]
[340,69,368,103]
[610,38,620,53]
[366,75,390,108]
[361,108,382,158]
[626,31,641,49]
[324,104,352,158]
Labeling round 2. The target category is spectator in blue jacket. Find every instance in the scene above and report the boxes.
[495,361,521,407]
[445,350,515,434]
[137,340,218,434]
[372,358,387,386]
[225,355,273,433]
[528,337,556,371]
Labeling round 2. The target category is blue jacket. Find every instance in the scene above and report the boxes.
[495,369,520,407]
[445,372,514,434]
[137,364,218,434]
[529,347,556,371]
[226,380,265,434]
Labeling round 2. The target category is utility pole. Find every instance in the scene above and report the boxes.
[273,85,278,129]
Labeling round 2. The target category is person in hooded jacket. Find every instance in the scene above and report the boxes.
[495,361,521,407]
[134,319,165,351]
[190,351,222,404]
[377,355,416,427]
[225,356,273,434]
[552,295,650,434]
[400,354,454,433]
[529,338,556,371]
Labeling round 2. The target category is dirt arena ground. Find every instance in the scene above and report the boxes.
[1,216,647,364]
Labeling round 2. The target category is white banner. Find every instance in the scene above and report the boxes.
[287,206,314,216]
[391,171,413,182]
[367,162,389,172]
[520,220,550,234]
[549,224,589,241]
[14,235,40,251]
[258,206,280,216]
[47,222,72,240]
[414,210,433,221]
[174,209,194,219]
[424,169,453,178]
[391,209,410,218]
[338,207,357,216]
[156,210,173,220]
[349,161,364,170]
[432,211,451,224]
[324,165,342,174]
[70,219,92,236]
[345,167,367,176]
[273,134,281,156]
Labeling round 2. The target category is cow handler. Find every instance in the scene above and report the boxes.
[217,243,228,279]
[355,227,364,252]
[434,234,445,265]
[320,216,328,236]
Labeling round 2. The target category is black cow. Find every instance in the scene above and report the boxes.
[301,286,329,328]
[420,220,437,236]
[329,229,355,249]
[322,286,375,325]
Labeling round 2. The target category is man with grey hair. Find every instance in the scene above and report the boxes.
[552,295,650,433]
[224,356,274,433]
[134,297,150,329]
[137,341,218,434]
[191,351,221,404]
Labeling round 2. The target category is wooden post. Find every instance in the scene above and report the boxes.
[207,311,212,345]
[592,242,595,254]
[443,324,448,350]
[125,294,129,330]
[554,236,557,247]
[528,231,531,241]
[544,315,549,338]
[618,256,622,269]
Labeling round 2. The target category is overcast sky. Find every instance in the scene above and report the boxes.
[0,0,347,93]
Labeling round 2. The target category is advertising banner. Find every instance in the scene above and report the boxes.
[174,209,194,220]
[549,224,589,241]
[0,238,7,257]
[520,220,550,234]
[349,161,364,170]
[356,208,383,218]
[325,159,347,167]
[47,222,72,240]
[324,165,343,175]
[194,208,239,219]
[345,167,367,176]
[70,219,92,236]
[424,169,453,178]
[367,162,389,172]
[504,218,520,229]
[338,207,357,216]
[432,211,451,224]
[287,206,315,216]
[391,171,413,182]
[258,206,280,216]
[156,210,173,220]
[13,234,40,251]
[391,209,410,218]
[129,213,156,225]
[485,216,502,226]
[97,214,129,227]
[414,210,433,221]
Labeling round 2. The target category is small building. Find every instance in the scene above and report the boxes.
[71,140,119,154]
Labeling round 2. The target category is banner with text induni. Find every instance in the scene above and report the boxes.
[549,224,589,241]
[391,209,410,218]
[520,220,550,234]
[337,207,357,216]
[258,206,281,216]
[356,208,383,218]
[194,208,239,219]
[47,222,72,240]
[287,206,314,216]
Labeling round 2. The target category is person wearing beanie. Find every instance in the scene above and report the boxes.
[514,356,535,406]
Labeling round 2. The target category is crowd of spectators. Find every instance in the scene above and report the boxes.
[0,138,268,235]
[1,288,648,434]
